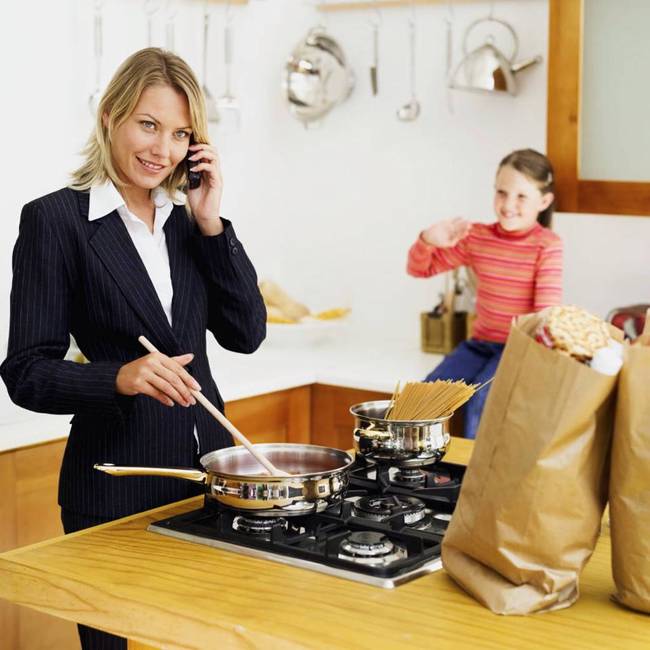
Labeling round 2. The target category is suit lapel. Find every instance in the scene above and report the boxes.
[80,192,180,355]
[165,206,194,344]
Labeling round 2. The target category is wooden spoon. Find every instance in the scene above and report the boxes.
[138,336,289,477]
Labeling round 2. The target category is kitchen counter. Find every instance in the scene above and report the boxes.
[0,438,647,650]
[0,333,442,453]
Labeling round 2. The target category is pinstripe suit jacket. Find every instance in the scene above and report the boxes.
[0,187,266,518]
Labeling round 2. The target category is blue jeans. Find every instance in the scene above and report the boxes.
[424,339,505,439]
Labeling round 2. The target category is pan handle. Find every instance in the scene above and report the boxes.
[93,463,207,483]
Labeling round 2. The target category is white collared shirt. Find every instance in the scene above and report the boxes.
[89,181,185,326]
[89,181,200,451]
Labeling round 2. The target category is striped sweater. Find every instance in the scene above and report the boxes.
[408,222,563,343]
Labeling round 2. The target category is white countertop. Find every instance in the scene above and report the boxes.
[0,329,442,454]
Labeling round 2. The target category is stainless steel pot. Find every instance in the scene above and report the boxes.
[351,400,451,467]
[284,26,355,125]
[94,443,354,517]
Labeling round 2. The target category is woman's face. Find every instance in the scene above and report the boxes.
[493,165,553,232]
[106,84,192,193]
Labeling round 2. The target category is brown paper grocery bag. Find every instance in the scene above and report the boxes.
[442,311,621,614]
[610,312,650,613]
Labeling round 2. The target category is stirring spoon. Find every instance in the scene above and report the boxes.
[138,336,289,477]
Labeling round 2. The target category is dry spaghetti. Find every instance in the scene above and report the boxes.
[385,379,489,421]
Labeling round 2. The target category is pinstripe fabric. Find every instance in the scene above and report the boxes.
[1,187,266,519]
[407,222,563,343]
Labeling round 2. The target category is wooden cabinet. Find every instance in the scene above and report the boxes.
[0,440,77,650]
[226,385,311,445]
[311,384,390,450]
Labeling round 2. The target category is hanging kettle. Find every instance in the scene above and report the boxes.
[284,26,355,126]
[449,17,541,96]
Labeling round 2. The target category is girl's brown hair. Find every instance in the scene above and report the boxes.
[498,149,556,228]
[70,47,208,197]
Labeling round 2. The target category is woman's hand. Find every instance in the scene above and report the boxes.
[116,352,201,408]
[421,217,471,248]
[186,142,224,236]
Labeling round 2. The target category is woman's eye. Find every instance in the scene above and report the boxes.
[140,120,155,130]
[175,130,190,139]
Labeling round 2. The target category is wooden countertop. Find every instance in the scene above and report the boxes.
[0,438,647,650]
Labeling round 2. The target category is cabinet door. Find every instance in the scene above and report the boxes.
[1,440,80,649]
[225,386,311,445]
[310,384,391,450]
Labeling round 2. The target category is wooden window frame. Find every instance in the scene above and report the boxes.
[548,0,650,216]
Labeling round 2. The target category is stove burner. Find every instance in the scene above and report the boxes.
[392,468,427,487]
[232,515,288,539]
[352,495,427,527]
[338,531,407,566]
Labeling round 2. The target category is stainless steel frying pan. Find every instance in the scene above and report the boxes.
[95,443,355,517]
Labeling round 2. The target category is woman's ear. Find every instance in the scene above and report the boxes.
[101,112,109,129]
[540,191,554,211]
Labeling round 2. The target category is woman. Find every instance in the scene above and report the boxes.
[0,48,266,649]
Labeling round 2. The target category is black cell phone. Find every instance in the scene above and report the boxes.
[186,136,201,190]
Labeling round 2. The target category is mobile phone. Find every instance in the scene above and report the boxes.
[186,136,201,190]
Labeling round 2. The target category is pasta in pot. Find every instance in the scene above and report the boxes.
[385,379,484,421]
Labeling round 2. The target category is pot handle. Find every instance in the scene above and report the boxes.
[353,427,391,441]
[94,463,207,483]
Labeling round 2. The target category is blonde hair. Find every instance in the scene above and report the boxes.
[70,47,208,196]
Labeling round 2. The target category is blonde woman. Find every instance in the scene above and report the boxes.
[1,48,265,649]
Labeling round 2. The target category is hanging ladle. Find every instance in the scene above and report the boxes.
[202,3,220,124]
[216,0,241,132]
[397,3,420,121]
[88,0,104,117]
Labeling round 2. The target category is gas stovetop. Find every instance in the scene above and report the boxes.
[148,458,465,588]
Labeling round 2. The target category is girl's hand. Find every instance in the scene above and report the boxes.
[421,217,471,248]
[186,142,224,236]
[116,352,201,408]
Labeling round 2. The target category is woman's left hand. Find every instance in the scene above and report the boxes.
[186,142,224,236]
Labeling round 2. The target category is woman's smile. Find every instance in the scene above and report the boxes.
[135,155,166,173]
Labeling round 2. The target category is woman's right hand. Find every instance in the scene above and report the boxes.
[420,217,471,248]
[116,352,201,407]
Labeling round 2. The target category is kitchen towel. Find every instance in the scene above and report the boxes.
[441,310,621,614]
[610,310,650,614]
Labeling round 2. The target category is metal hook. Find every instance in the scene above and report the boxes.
[143,0,162,16]
[165,0,178,20]
[144,0,162,47]
[225,0,234,25]
[370,0,382,27]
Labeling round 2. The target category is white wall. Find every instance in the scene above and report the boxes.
[0,0,647,363]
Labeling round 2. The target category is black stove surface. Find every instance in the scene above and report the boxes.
[148,459,465,584]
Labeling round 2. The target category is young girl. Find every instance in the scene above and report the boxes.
[407,149,562,439]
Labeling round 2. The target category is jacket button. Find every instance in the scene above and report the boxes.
[229,237,237,246]
[232,246,239,255]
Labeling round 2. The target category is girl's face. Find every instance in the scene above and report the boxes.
[493,165,553,232]
[105,84,192,194]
